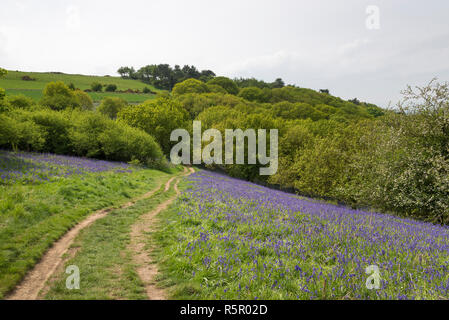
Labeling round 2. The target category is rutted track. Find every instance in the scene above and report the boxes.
[129,167,194,299]
[6,175,172,300]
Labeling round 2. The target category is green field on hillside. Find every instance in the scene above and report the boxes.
[0,71,159,103]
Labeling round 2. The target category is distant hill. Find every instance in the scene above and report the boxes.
[0,70,161,103]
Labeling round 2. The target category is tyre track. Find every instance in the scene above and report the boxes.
[130,167,194,300]
[6,176,173,300]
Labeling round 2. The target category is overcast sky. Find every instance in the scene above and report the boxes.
[1,0,448,107]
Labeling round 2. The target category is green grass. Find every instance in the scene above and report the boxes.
[0,166,177,299]
[44,186,177,299]
[0,71,159,103]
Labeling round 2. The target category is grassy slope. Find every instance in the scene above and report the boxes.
[0,166,178,299]
[0,71,159,103]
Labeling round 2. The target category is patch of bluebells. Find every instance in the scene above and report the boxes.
[175,170,449,300]
[0,150,132,185]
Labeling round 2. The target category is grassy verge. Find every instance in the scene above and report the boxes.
[0,167,177,298]
[44,186,177,299]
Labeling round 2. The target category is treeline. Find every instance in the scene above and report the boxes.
[117,64,216,90]
[117,64,290,92]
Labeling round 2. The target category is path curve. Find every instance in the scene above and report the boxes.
[6,178,169,300]
[130,167,194,300]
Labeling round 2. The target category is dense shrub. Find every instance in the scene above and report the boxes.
[118,97,189,154]
[97,97,127,119]
[0,88,8,113]
[342,81,449,224]
[40,81,80,110]
[105,84,117,92]
[172,79,210,95]
[206,84,227,94]
[73,90,94,111]
[91,82,103,92]
[98,122,163,164]
[175,92,244,118]
[207,77,239,95]
[238,86,264,102]
[27,109,73,154]
[0,108,164,167]
[7,95,35,109]
[0,112,45,151]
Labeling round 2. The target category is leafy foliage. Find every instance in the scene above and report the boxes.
[117,97,189,154]
[172,79,210,95]
[97,97,127,119]
[40,81,80,110]
[91,82,103,92]
[207,76,239,95]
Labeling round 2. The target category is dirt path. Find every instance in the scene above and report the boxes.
[129,167,194,300]
[6,179,168,300]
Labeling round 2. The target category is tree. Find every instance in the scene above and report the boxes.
[238,87,264,102]
[117,66,136,79]
[97,97,127,119]
[91,82,103,92]
[117,97,189,154]
[41,81,80,110]
[0,68,6,111]
[105,84,117,92]
[207,84,227,94]
[181,65,200,80]
[207,77,239,95]
[73,90,94,111]
[172,79,210,95]
[271,78,285,89]
[7,94,34,109]
[199,70,216,82]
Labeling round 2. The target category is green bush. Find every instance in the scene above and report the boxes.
[118,97,189,154]
[98,122,163,164]
[0,88,8,113]
[238,87,264,102]
[207,77,239,95]
[40,81,80,110]
[105,84,117,92]
[0,108,164,168]
[97,97,127,119]
[91,82,103,92]
[69,110,163,165]
[28,109,73,154]
[7,94,35,109]
[73,90,94,111]
[0,112,45,151]
[206,84,227,94]
[172,79,210,95]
